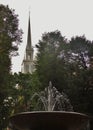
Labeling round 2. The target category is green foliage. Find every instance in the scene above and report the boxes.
[11,72,33,113]
[0,4,22,129]
[9,72,41,113]
[35,30,93,117]
[35,30,67,89]
[0,5,22,56]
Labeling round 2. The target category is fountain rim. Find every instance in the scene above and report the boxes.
[10,111,90,119]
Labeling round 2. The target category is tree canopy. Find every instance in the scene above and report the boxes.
[35,31,93,116]
[0,4,22,129]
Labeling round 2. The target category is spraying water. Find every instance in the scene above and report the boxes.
[31,82,73,111]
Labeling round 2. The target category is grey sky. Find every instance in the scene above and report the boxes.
[1,0,93,72]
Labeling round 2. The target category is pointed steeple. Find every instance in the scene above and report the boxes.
[26,13,32,50]
[21,13,34,74]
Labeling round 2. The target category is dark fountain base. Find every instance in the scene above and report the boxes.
[10,111,89,130]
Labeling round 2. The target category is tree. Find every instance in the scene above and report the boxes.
[0,4,22,129]
[35,30,67,89]
[35,31,93,117]
[66,36,93,111]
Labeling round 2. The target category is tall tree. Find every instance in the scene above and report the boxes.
[0,4,22,129]
[69,36,93,128]
[35,30,67,89]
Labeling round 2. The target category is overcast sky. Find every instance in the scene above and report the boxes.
[1,0,93,73]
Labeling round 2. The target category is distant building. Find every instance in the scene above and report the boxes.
[21,15,34,73]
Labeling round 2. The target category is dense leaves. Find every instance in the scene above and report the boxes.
[0,4,22,130]
[8,72,41,114]
[35,30,67,88]
[35,31,93,117]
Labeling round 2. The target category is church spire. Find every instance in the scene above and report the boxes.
[26,13,32,50]
[21,13,34,74]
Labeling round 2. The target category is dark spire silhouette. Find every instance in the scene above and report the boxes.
[26,13,32,50]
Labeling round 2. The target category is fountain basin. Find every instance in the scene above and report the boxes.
[10,111,89,130]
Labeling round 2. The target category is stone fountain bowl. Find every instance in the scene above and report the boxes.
[10,111,90,130]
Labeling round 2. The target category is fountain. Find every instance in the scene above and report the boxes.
[31,82,73,111]
[9,82,90,130]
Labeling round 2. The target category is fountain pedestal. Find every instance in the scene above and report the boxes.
[10,111,89,130]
